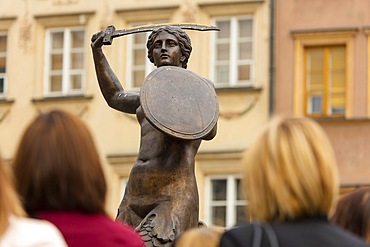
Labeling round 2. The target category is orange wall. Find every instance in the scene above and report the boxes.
[275,0,370,117]
[275,0,370,185]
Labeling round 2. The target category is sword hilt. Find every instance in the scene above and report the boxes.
[102,25,116,45]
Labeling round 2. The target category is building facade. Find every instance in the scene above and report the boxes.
[274,0,370,191]
[0,0,271,228]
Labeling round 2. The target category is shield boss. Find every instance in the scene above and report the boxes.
[140,66,219,140]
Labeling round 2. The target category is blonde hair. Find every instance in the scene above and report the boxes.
[174,227,224,247]
[243,116,339,221]
[0,156,25,236]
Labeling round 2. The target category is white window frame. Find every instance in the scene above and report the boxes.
[210,15,255,88]
[0,31,7,98]
[204,175,247,228]
[126,21,166,90]
[119,177,128,202]
[43,26,85,97]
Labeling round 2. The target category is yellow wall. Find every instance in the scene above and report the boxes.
[0,0,271,219]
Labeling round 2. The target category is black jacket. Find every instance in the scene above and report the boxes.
[219,216,369,247]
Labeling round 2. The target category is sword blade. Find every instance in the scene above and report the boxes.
[111,23,219,38]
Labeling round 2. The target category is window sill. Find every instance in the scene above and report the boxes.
[0,98,15,105]
[31,95,93,103]
[215,86,262,93]
[313,117,370,123]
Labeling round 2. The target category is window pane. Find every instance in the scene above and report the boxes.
[135,33,147,44]
[50,75,62,92]
[70,74,82,90]
[306,48,324,115]
[329,46,345,114]
[308,48,324,70]
[211,179,227,201]
[309,95,323,113]
[0,78,4,93]
[216,21,230,39]
[71,53,83,69]
[133,70,145,88]
[134,49,146,66]
[51,54,63,70]
[216,44,230,60]
[308,74,324,88]
[236,205,246,224]
[71,31,84,48]
[0,57,5,73]
[0,35,6,52]
[51,32,64,49]
[239,19,253,38]
[239,42,252,59]
[236,179,244,200]
[212,206,226,227]
[216,65,229,84]
[238,64,251,81]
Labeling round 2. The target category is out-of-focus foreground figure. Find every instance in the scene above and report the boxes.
[0,151,67,246]
[11,110,144,247]
[173,227,223,247]
[331,187,370,244]
[219,116,369,247]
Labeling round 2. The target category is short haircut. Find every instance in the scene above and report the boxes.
[12,110,107,215]
[243,116,339,221]
[147,26,192,69]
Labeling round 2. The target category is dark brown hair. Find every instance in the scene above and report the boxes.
[12,110,107,215]
[331,187,370,243]
[147,26,192,69]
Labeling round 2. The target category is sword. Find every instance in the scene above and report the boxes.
[102,23,220,45]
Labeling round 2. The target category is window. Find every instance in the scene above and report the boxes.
[211,16,254,87]
[0,32,6,97]
[292,29,355,117]
[44,27,85,96]
[365,29,370,117]
[305,45,346,117]
[126,21,165,89]
[205,175,247,228]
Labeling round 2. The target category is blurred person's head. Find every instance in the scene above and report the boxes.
[0,153,25,235]
[331,187,370,243]
[243,116,339,222]
[174,227,224,247]
[12,110,107,215]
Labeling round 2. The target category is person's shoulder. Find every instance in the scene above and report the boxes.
[220,223,253,247]
[90,215,144,246]
[0,216,67,247]
[328,223,369,246]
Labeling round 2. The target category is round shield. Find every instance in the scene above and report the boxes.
[140,66,219,140]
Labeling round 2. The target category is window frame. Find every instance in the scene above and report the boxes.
[43,26,86,97]
[365,28,370,117]
[210,15,255,88]
[0,31,7,99]
[304,45,346,117]
[204,174,247,228]
[126,21,166,90]
[292,29,356,118]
